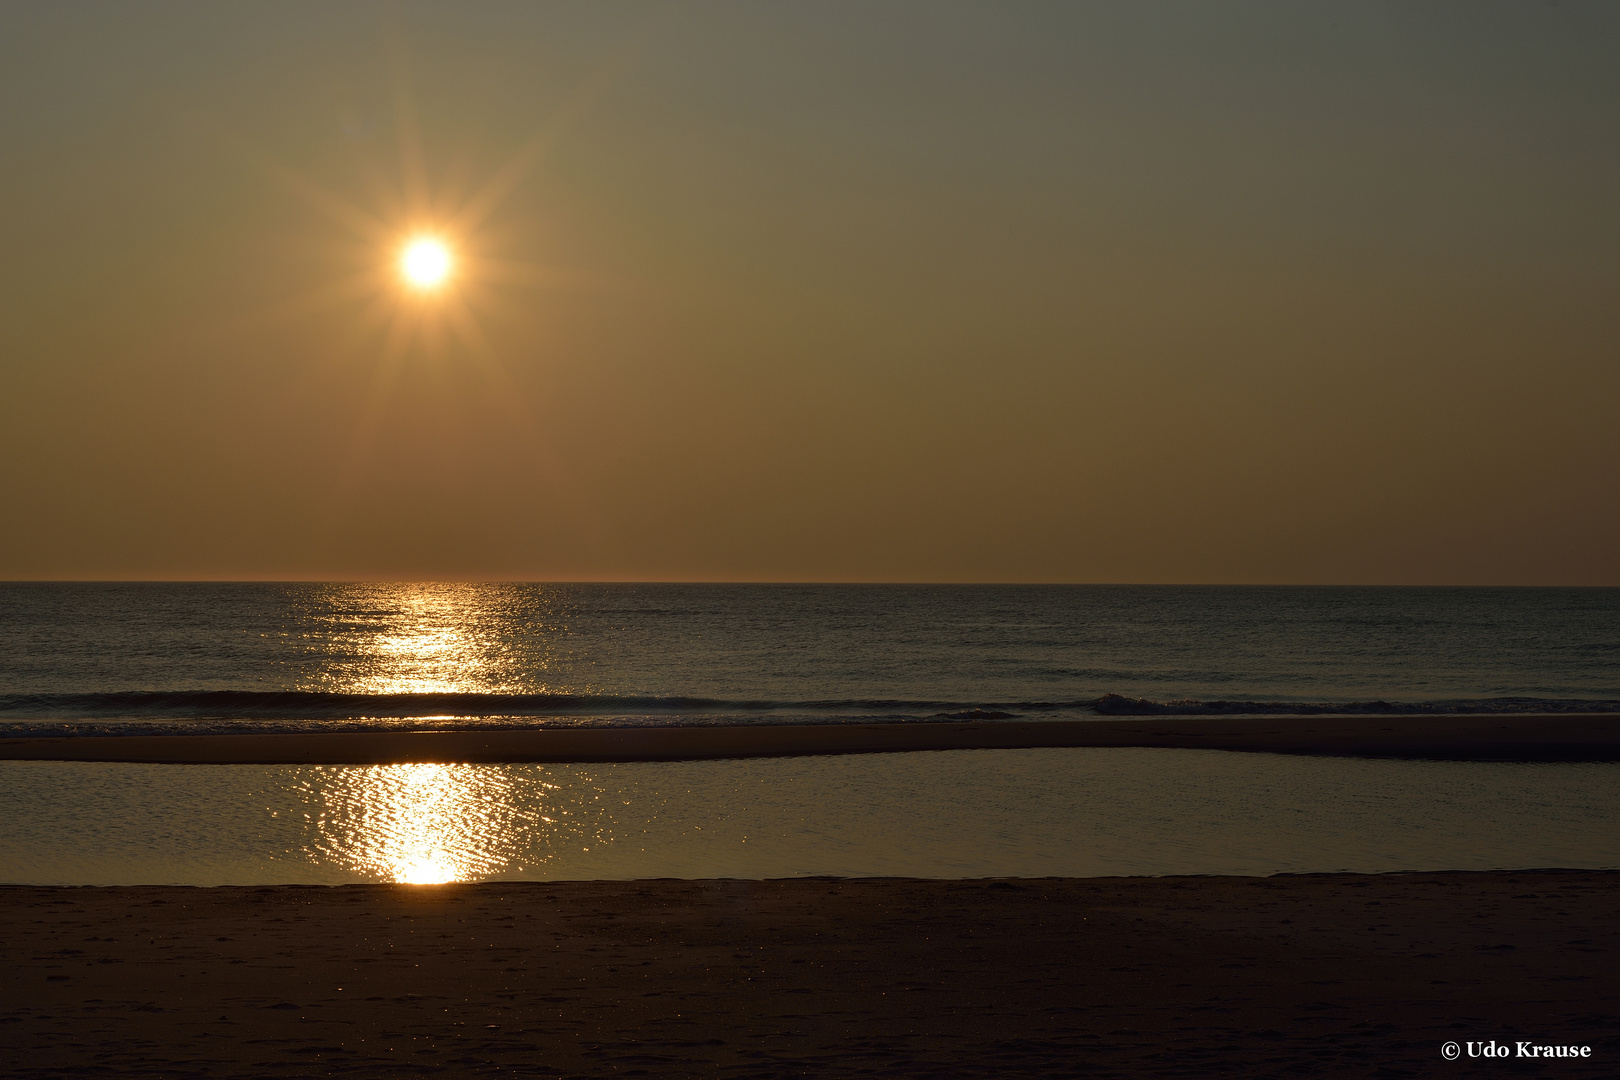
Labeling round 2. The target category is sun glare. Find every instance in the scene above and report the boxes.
[400,237,453,289]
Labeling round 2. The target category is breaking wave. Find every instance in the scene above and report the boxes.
[1088,693,1620,716]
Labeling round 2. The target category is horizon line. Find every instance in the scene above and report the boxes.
[2,579,1615,589]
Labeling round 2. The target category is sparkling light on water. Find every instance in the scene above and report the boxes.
[291,762,620,884]
[308,585,523,697]
[302,763,524,884]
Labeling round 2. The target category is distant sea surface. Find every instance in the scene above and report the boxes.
[2,583,1616,737]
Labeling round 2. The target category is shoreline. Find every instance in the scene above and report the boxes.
[1,713,1618,764]
[4,871,1615,1077]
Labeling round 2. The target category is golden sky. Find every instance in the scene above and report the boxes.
[1,2,1616,583]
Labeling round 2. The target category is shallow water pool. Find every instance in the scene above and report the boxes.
[2,747,1617,885]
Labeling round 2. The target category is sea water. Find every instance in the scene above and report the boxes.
[3,583,1617,733]
[1,584,1616,884]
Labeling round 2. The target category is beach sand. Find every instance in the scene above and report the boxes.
[3,871,1616,1077]
[3,713,1619,764]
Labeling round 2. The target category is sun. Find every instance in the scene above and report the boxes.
[399,237,453,289]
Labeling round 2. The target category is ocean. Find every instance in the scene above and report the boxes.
[2,583,1617,884]
[3,583,1617,734]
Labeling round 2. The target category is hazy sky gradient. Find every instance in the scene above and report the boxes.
[2,1,1616,583]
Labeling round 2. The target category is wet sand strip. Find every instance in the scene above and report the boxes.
[2,872,1616,1078]
[1,713,1618,763]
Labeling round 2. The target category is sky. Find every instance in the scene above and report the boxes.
[1,1,1616,584]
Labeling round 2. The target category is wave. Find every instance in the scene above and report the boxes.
[0,691,1024,721]
[0,690,1616,725]
[1088,693,1620,716]
[0,691,772,720]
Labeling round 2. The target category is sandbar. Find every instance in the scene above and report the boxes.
[1,714,1618,764]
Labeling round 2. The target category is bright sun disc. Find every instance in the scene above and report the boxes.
[400,237,452,289]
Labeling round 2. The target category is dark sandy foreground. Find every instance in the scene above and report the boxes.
[2,873,1616,1078]
[3,713,1619,764]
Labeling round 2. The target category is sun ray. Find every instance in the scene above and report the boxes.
[452,43,643,235]
[177,266,388,361]
[339,301,417,487]
[440,295,536,427]
[384,22,435,222]
[234,141,393,243]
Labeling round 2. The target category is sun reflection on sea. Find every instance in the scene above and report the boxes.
[368,623,473,695]
[346,591,487,695]
[298,583,578,699]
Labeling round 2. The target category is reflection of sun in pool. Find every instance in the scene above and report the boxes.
[293,760,623,885]
[396,851,457,885]
[309,763,517,884]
